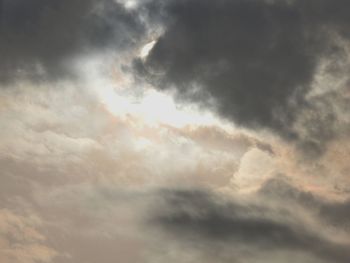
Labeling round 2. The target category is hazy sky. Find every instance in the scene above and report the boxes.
[1,1,350,262]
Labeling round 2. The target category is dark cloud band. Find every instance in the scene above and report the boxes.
[151,187,350,263]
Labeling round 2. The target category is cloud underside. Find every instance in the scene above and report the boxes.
[151,184,350,263]
[1,0,350,154]
[2,167,349,263]
[16,178,350,263]
[137,0,350,155]
[0,0,143,82]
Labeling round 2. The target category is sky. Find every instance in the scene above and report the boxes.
[0,0,350,262]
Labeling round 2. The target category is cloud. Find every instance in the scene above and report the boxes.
[19,180,348,263]
[0,209,57,263]
[135,0,350,155]
[150,187,350,263]
[0,0,144,83]
[259,176,350,231]
[0,44,349,263]
[0,82,265,190]
[0,3,350,263]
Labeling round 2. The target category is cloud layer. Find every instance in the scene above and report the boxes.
[150,186,350,263]
[1,1,350,262]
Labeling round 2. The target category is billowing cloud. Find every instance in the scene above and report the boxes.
[135,0,350,155]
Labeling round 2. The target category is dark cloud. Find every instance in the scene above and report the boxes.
[0,0,144,83]
[258,176,319,206]
[151,188,350,263]
[135,0,350,154]
[259,176,350,230]
[319,201,350,229]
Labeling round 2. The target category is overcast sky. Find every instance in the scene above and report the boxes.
[0,1,350,262]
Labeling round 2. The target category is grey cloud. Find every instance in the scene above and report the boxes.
[1,162,349,263]
[259,176,350,230]
[294,87,350,158]
[258,176,318,206]
[319,201,350,229]
[151,188,350,263]
[0,0,144,83]
[135,0,350,155]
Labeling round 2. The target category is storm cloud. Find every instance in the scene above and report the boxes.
[0,0,144,82]
[135,0,350,153]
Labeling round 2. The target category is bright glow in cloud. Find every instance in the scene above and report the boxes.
[98,85,233,129]
[140,41,156,59]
